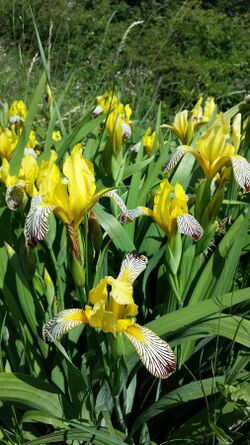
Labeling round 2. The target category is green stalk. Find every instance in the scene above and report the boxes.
[48,247,64,311]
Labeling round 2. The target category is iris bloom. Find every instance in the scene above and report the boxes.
[52,130,62,142]
[43,253,176,379]
[92,91,118,117]
[143,127,159,156]
[0,128,18,159]
[120,178,203,240]
[106,104,133,155]
[162,97,215,145]
[8,100,27,125]
[24,145,122,248]
[164,113,250,192]
[0,155,39,210]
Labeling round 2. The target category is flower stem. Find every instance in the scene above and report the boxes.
[48,246,64,311]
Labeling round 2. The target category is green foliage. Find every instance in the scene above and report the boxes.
[0,0,250,117]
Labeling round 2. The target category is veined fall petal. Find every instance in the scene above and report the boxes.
[230,155,250,192]
[124,324,176,379]
[24,195,55,247]
[5,181,25,210]
[43,308,88,342]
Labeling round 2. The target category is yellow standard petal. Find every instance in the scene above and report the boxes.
[8,100,27,123]
[63,144,96,227]
[153,178,175,236]
[38,151,72,224]
[19,154,39,197]
[170,183,188,218]
[0,128,18,159]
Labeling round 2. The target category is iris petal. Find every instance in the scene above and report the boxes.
[124,323,176,379]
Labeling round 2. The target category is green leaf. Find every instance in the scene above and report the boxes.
[125,287,250,371]
[138,138,170,206]
[94,203,135,252]
[0,246,8,289]
[0,373,69,417]
[9,72,46,176]
[39,78,74,161]
[177,314,250,348]
[22,410,68,429]
[5,243,46,354]
[122,155,154,180]
[24,425,127,445]
[190,211,249,304]
[132,376,225,432]
[56,112,104,162]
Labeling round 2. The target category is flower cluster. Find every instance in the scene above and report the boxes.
[1,91,249,382]
[93,91,133,155]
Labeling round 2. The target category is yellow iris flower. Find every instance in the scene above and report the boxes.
[0,128,18,159]
[0,154,39,210]
[106,103,133,155]
[120,178,203,240]
[26,130,38,150]
[92,91,118,117]
[164,113,250,192]
[52,130,62,142]
[8,100,27,125]
[37,145,97,228]
[143,127,160,156]
[162,96,215,145]
[24,145,123,248]
[43,253,176,379]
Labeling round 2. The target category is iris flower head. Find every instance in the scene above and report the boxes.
[43,253,176,379]
[162,96,215,145]
[120,178,203,241]
[164,113,250,193]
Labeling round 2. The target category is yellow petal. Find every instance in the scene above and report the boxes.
[173,110,189,142]
[63,145,96,227]
[19,154,39,197]
[89,277,108,305]
[8,100,27,122]
[203,97,215,121]
[0,128,17,159]
[124,104,132,123]
[108,276,134,305]
[170,183,188,218]
[117,318,135,332]
[153,178,173,234]
[102,311,118,335]
[106,109,123,155]
[232,113,241,153]
[0,158,18,187]
[88,301,106,329]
